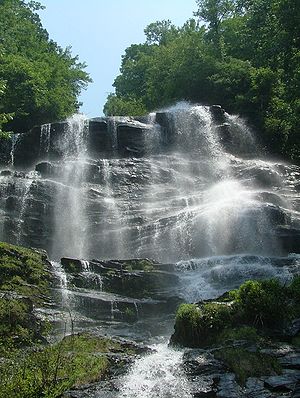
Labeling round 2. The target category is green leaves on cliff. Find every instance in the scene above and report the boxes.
[172,276,300,348]
[104,0,300,162]
[0,0,91,132]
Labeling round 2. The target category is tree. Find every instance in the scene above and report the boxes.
[0,80,13,138]
[0,0,91,132]
[194,0,236,53]
[103,94,147,116]
[144,20,178,45]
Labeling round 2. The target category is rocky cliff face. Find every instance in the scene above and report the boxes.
[0,104,299,262]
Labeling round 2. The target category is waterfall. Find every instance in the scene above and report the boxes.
[1,104,300,396]
[39,123,51,156]
[52,114,89,259]
[118,343,192,398]
[16,180,32,245]
[10,133,19,166]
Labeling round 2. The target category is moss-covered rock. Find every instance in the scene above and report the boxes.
[214,347,282,386]
[0,242,51,298]
[170,302,233,347]
[171,276,300,348]
[0,242,51,349]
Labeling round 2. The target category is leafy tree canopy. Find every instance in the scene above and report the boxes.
[0,0,91,132]
[104,0,300,163]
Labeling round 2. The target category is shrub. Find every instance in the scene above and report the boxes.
[233,279,288,328]
[172,302,232,347]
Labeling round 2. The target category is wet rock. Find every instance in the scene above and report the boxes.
[216,123,231,145]
[35,162,56,177]
[210,105,226,124]
[13,126,41,168]
[217,373,243,397]
[117,123,146,156]
[0,135,12,165]
[189,374,219,397]
[88,119,112,156]
[5,196,18,211]
[245,378,273,398]
[155,112,175,145]
[264,369,300,391]
[292,381,300,397]
[277,227,300,254]
[284,319,300,339]
[279,353,300,369]
[61,257,84,273]
[183,350,224,376]
[0,170,12,176]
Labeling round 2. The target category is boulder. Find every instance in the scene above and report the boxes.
[13,126,41,168]
[155,112,175,145]
[210,105,226,124]
[88,119,112,156]
[117,123,146,156]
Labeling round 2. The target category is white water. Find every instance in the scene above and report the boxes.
[16,180,32,245]
[118,343,192,398]
[52,114,89,259]
[39,123,51,156]
[1,105,300,396]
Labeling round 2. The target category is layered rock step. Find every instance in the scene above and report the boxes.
[49,258,182,338]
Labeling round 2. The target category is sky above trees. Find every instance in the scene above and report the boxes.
[38,0,197,117]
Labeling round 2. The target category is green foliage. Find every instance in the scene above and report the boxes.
[0,0,91,132]
[0,242,50,297]
[123,259,155,272]
[233,279,288,327]
[104,0,300,162]
[103,94,147,116]
[172,276,300,348]
[173,302,232,347]
[0,242,51,349]
[214,347,281,385]
[0,334,113,398]
[217,326,261,343]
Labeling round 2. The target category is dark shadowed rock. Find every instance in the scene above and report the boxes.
[13,126,41,168]
[61,257,84,273]
[0,169,12,176]
[0,136,13,166]
[277,227,300,254]
[210,105,226,124]
[88,119,112,156]
[155,112,175,145]
[264,370,300,391]
[35,162,56,177]
[117,123,146,156]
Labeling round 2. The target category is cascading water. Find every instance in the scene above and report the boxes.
[52,114,89,259]
[1,103,300,397]
[118,343,192,398]
[39,123,51,157]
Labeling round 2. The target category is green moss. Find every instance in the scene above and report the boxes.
[0,242,50,299]
[0,242,51,350]
[217,326,262,344]
[123,259,155,272]
[214,348,281,386]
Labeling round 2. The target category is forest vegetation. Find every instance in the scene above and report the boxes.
[104,0,300,163]
[0,0,91,133]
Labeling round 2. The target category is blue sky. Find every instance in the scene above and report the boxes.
[38,0,197,117]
